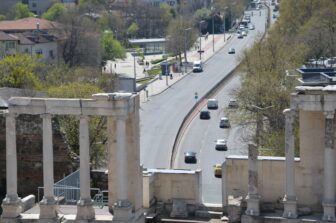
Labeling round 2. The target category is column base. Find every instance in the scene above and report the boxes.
[39,197,58,219]
[113,200,134,223]
[76,198,95,220]
[1,195,22,218]
[322,202,336,221]
[282,196,298,218]
[245,194,260,216]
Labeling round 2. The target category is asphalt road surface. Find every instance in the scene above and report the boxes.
[173,9,267,204]
[140,7,267,176]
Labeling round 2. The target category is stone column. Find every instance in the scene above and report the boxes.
[113,116,133,222]
[1,113,22,218]
[282,109,298,218]
[245,143,260,216]
[39,114,58,219]
[322,111,336,221]
[76,116,95,220]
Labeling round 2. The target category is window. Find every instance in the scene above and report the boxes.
[32,2,37,8]
[5,41,15,50]
[49,50,54,59]
[25,48,29,53]
[35,49,43,55]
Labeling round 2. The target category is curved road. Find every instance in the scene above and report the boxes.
[140,8,267,170]
[173,8,268,204]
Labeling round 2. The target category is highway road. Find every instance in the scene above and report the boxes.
[172,8,268,205]
[140,7,267,174]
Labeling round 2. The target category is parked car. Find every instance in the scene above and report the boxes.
[228,98,238,108]
[249,24,255,30]
[184,152,197,164]
[237,33,243,39]
[215,139,228,151]
[192,60,203,72]
[214,164,222,178]
[219,117,230,128]
[228,48,235,54]
[200,110,211,119]
[207,99,218,109]
[242,31,247,36]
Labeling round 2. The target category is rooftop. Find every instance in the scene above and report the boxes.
[297,68,336,86]
[0,17,60,32]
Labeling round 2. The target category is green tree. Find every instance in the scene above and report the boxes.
[160,3,175,26]
[194,7,211,23]
[42,3,66,21]
[0,54,43,90]
[9,3,34,19]
[0,15,6,21]
[127,22,139,38]
[48,82,107,168]
[102,29,126,63]
[166,16,198,64]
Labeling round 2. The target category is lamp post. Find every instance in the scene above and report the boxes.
[223,7,228,42]
[184,28,191,73]
[212,13,215,52]
[199,20,205,60]
[132,52,137,92]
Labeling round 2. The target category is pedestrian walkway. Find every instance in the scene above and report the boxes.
[139,33,232,103]
[107,33,233,103]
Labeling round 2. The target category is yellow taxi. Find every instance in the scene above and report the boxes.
[214,164,222,178]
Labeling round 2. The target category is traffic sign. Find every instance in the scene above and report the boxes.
[197,50,205,53]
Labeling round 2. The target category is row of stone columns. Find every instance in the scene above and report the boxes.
[245,108,336,221]
[2,113,129,220]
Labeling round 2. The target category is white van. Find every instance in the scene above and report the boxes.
[192,60,203,72]
[207,98,218,109]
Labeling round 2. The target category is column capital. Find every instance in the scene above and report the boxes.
[283,108,297,118]
[79,115,89,120]
[324,111,335,119]
[116,115,128,121]
[4,112,18,119]
[40,113,52,119]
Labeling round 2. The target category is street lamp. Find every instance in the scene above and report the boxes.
[184,27,191,73]
[223,7,228,42]
[211,6,215,52]
[199,20,205,60]
[131,52,137,92]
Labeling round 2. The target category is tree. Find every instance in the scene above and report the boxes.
[166,16,198,65]
[127,22,139,38]
[48,82,107,168]
[42,3,66,21]
[8,3,35,19]
[101,29,126,63]
[0,54,43,90]
[57,8,101,67]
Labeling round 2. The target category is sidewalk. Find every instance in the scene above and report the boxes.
[108,33,233,103]
[139,33,232,103]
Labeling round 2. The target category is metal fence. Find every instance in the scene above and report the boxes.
[37,169,108,207]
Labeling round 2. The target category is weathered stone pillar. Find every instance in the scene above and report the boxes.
[112,116,133,222]
[1,113,22,218]
[283,109,298,218]
[322,111,336,221]
[39,114,58,219]
[245,143,260,216]
[76,116,95,220]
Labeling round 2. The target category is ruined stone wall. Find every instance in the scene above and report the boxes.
[0,114,74,200]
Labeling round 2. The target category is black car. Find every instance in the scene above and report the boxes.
[184,152,197,164]
[200,110,210,119]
